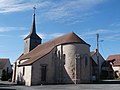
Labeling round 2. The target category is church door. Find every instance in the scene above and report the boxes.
[41,65,47,81]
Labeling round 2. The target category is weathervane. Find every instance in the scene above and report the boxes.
[33,6,36,15]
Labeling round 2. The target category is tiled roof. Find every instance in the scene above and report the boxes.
[107,54,120,66]
[0,58,8,69]
[18,32,90,66]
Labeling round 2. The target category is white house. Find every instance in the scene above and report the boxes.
[107,54,120,78]
[12,12,92,86]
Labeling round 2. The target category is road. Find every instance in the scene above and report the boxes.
[1,80,120,90]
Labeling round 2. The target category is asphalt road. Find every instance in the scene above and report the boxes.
[1,80,120,90]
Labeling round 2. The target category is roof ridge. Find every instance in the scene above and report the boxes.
[0,59,8,69]
[18,32,90,66]
[0,58,9,60]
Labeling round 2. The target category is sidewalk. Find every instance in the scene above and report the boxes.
[1,80,120,90]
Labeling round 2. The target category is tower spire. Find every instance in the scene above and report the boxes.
[24,6,42,54]
[31,6,36,34]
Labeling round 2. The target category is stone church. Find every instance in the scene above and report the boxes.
[12,12,92,86]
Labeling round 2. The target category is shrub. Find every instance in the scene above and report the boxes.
[1,69,7,81]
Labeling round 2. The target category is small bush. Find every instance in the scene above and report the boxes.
[1,69,7,81]
[1,69,12,81]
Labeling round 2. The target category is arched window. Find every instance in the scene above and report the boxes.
[84,55,88,66]
[63,54,66,65]
[7,67,9,74]
[41,65,47,81]
[23,67,25,76]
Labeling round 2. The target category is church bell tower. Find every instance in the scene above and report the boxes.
[24,7,42,54]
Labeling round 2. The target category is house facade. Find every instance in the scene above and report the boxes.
[12,12,92,86]
[0,58,12,80]
[100,60,114,79]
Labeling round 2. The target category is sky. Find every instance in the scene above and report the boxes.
[0,0,120,64]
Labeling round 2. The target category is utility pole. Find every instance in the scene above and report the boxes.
[96,33,99,81]
[75,54,80,84]
[75,55,77,84]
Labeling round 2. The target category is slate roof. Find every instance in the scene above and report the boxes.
[0,58,8,69]
[107,54,120,66]
[24,14,41,40]
[24,33,41,40]
[18,32,90,66]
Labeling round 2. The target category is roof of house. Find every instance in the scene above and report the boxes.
[91,57,97,66]
[18,32,90,66]
[106,54,120,66]
[90,50,105,65]
[90,50,99,64]
[90,49,99,57]
[0,58,9,69]
[90,51,96,57]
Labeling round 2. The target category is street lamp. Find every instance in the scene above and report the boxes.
[96,33,99,81]
[96,34,104,81]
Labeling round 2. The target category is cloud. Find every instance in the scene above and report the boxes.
[21,32,64,40]
[80,29,120,41]
[49,33,64,38]
[110,22,120,27]
[0,0,105,24]
[0,27,27,32]
[0,26,27,38]
[40,0,104,24]
[81,29,120,36]
[38,33,64,40]
[20,29,120,42]
[0,0,49,13]
[20,33,46,39]
[80,29,109,39]
[0,35,12,37]
[104,34,120,41]
[0,27,16,32]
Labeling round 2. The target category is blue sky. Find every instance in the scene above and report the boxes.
[0,0,120,64]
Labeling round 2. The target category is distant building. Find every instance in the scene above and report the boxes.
[91,50,114,79]
[0,58,12,80]
[12,12,92,86]
[107,54,120,78]
[90,50,105,80]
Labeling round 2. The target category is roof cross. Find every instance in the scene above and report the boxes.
[33,6,36,15]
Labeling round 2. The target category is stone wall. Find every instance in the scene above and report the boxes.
[31,43,91,85]
[61,43,91,83]
[32,48,56,85]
